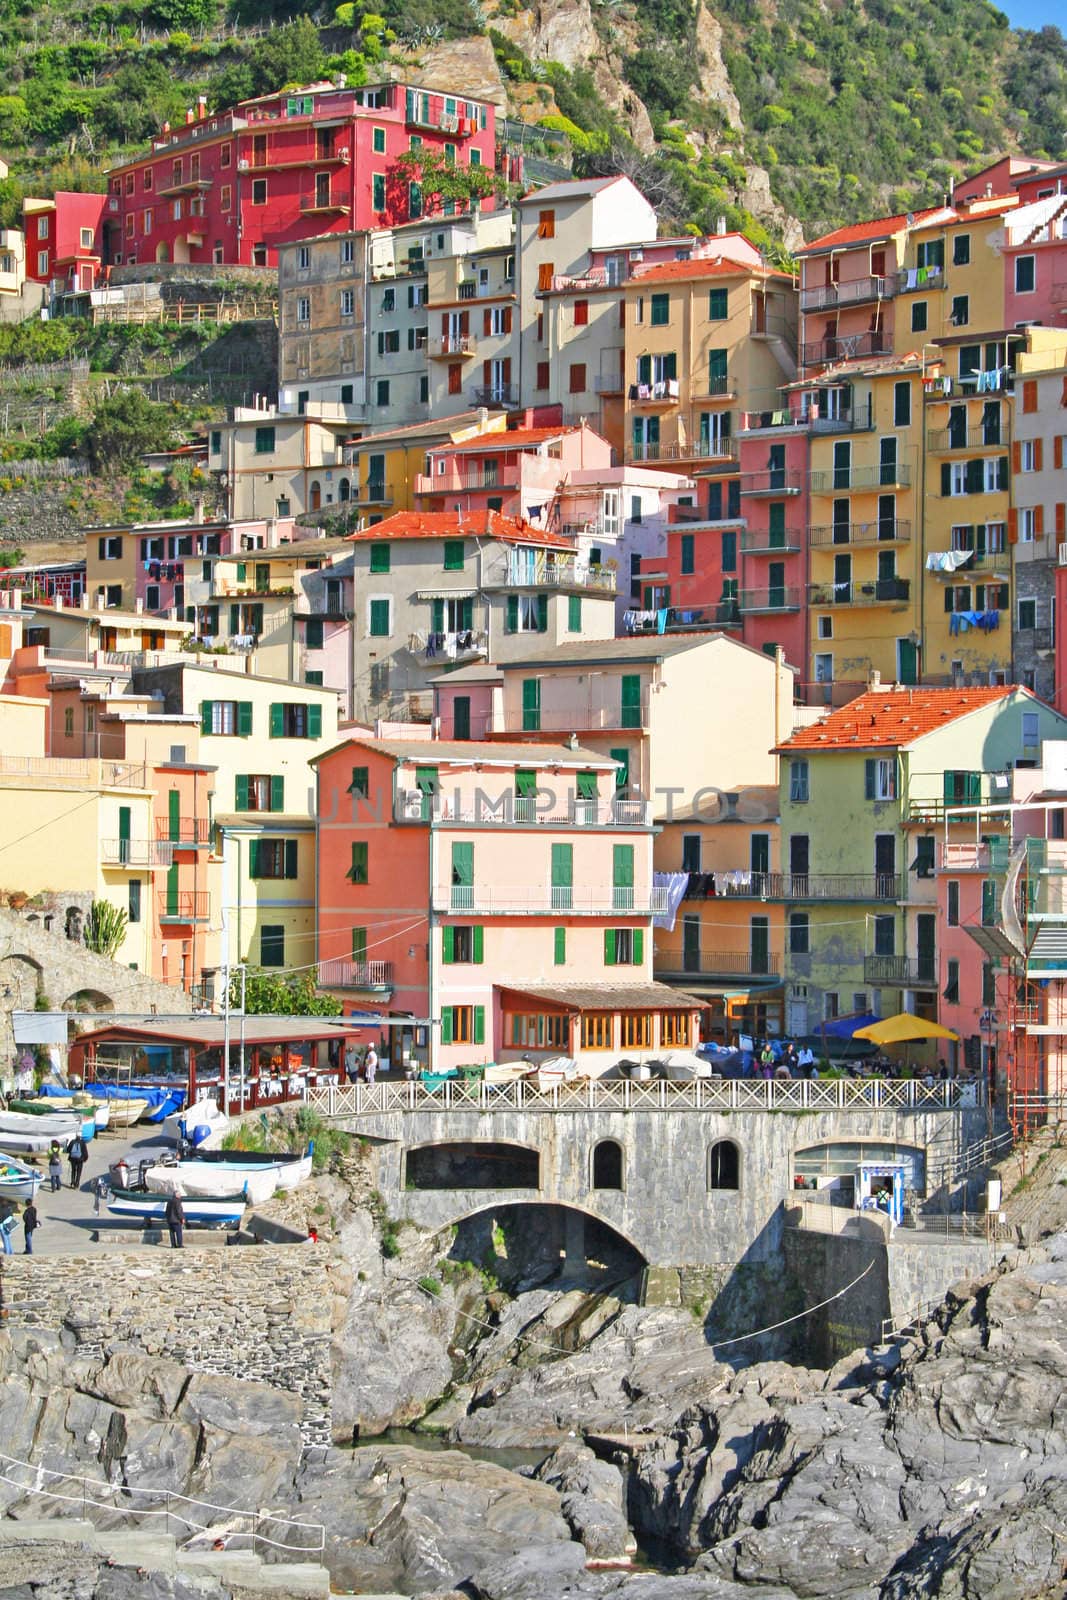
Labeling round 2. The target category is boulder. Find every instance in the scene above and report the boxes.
[534,1440,633,1560]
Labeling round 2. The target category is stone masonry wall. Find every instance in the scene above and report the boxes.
[0,1246,342,1448]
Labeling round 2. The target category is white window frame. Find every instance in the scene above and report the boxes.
[340,289,355,317]
[873,758,896,801]
[1019,507,1037,543]
[789,758,809,803]
[366,593,393,637]
[948,461,966,496]
[296,296,311,324]
[341,238,355,265]
[1019,439,1036,472]
[297,245,310,269]
[983,457,1002,492]
[814,652,833,683]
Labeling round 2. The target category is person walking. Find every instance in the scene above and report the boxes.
[48,1142,63,1193]
[364,1044,379,1086]
[0,1202,15,1256]
[22,1200,39,1255]
[66,1132,89,1190]
[164,1191,185,1250]
[93,1174,108,1216]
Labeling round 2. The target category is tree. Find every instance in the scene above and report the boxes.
[391,145,513,220]
[209,61,256,113]
[249,18,325,96]
[235,970,343,1017]
[86,390,177,473]
[84,901,128,959]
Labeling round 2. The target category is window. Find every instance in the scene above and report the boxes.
[376,379,390,406]
[660,1011,691,1048]
[571,298,590,328]
[369,542,390,574]
[568,593,582,632]
[950,294,969,327]
[341,238,355,265]
[814,652,833,684]
[982,878,998,926]
[252,179,267,205]
[913,836,935,879]
[1019,440,1037,472]
[708,1140,739,1190]
[141,210,152,234]
[537,209,555,238]
[341,289,355,317]
[817,615,833,640]
[789,912,809,954]
[97,536,122,560]
[37,215,50,239]
[37,250,49,275]
[372,173,386,212]
[268,702,323,739]
[864,757,897,801]
[510,1012,568,1049]
[605,928,644,966]
[237,774,285,812]
[443,539,465,572]
[681,833,701,873]
[708,286,728,319]
[790,759,809,803]
[680,532,695,575]
[620,1012,652,1049]
[200,700,251,737]
[1015,255,1036,294]
[554,927,567,966]
[535,360,550,391]
[581,1013,612,1050]
[372,126,386,154]
[348,841,369,884]
[1019,597,1038,631]
[873,914,896,956]
[249,838,299,879]
[260,925,285,967]
[296,296,311,323]
[569,363,586,393]
[946,879,960,928]
[368,598,390,637]
[254,426,275,454]
[440,1005,484,1046]
[296,245,310,270]
[63,706,74,738]
[953,233,971,266]
[650,292,669,326]
[911,301,927,333]
[220,184,232,211]
[128,878,141,924]
[442,925,484,964]
[893,381,911,427]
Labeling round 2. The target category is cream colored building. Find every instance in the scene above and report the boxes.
[277,228,368,418]
[209,408,352,522]
[424,208,518,417]
[1011,342,1067,702]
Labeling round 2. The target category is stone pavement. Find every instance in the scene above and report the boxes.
[5,1123,177,1257]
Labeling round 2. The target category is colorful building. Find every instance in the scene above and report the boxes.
[313,735,698,1071]
[22,192,106,290]
[415,422,614,521]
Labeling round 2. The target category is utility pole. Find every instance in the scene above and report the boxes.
[221,961,231,1115]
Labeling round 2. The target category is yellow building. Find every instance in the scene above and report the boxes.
[890,196,1016,359]
[622,258,797,473]
[341,412,496,526]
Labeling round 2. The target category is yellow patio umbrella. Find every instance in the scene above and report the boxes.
[853,1013,960,1046]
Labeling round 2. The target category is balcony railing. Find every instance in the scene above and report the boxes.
[940,841,1009,871]
[624,603,740,633]
[155,817,212,847]
[626,438,738,465]
[493,701,650,734]
[101,838,174,869]
[894,265,945,294]
[683,871,899,900]
[501,559,616,592]
[655,947,782,978]
[433,886,669,915]
[800,332,891,367]
[741,529,803,554]
[800,275,898,312]
[469,385,518,408]
[810,464,911,491]
[430,334,477,358]
[808,577,911,606]
[739,472,804,496]
[737,586,803,613]
[808,519,911,546]
[864,955,938,988]
[691,374,734,399]
[397,793,651,827]
[407,628,488,662]
[157,891,211,922]
[628,380,681,405]
[316,958,394,990]
[926,425,1004,452]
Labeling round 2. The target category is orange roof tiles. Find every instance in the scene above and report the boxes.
[437,427,579,454]
[345,509,576,549]
[778,687,1019,752]
[800,207,948,254]
[626,260,791,285]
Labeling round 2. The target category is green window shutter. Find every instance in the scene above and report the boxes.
[536,593,548,632]
[506,594,518,633]
[349,766,369,797]
[165,862,179,916]
[554,927,566,965]
[229,604,240,636]
[370,542,390,573]
[270,774,284,811]
[200,701,213,736]
[451,840,474,885]
[352,927,367,962]
[621,674,641,728]
[613,844,634,887]
[680,533,694,573]
[269,703,284,739]
[472,925,484,964]
[709,287,728,319]
[369,598,390,636]
[443,539,464,571]
[633,928,644,965]
[568,594,582,632]
[251,603,263,635]
[308,704,322,739]
[473,1005,485,1045]
[637,354,651,385]
[943,771,956,803]
[604,929,616,966]
[460,597,473,630]
[522,677,541,732]
[284,839,298,878]
[551,844,573,887]
[249,838,261,878]
[440,1007,453,1045]
[442,925,455,963]
[865,759,876,799]
[941,462,952,496]
[432,598,444,632]
[576,771,597,799]
[236,774,249,810]
[236,562,247,582]
[168,788,180,842]
[237,702,253,737]
[350,841,368,882]
[515,769,537,797]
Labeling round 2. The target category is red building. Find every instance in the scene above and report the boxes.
[23,193,107,290]
[104,80,498,269]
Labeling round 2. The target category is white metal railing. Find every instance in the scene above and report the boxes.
[928,1127,1013,1188]
[100,838,174,868]
[432,885,667,915]
[395,792,651,827]
[0,1449,324,1554]
[309,1077,985,1117]
[407,628,487,660]
[502,558,617,593]
[0,756,149,787]
[880,1298,941,1343]
[316,957,393,988]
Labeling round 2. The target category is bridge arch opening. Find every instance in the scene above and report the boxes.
[405,1140,540,1191]
[708,1139,740,1191]
[592,1139,624,1191]
[447,1202,646,1292]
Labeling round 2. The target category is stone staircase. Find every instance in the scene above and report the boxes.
[0,1518,330,1597]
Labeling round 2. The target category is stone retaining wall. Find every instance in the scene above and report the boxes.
[0,1246,341,1448]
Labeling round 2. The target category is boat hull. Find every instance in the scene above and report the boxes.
[143,1163,278,1206]
[0,1158,41,1202]
[106,1185,246,1227]
[190,1149,313,1191]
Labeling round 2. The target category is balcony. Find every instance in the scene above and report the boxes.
[894,265,945,294]
[739,472,803,497]
[594,373,625,395]
[741,529,802,555]
[155,817,212,848]
[492,701,650,735]
[737,586,803,614]
[625,602,741,633]
[433,885,669,916]
[626,438,738,466]
[807,577,911,607]
[415,468,520,495]
[157,891,211,923]
[800,332,891,368]
[316,958,394,991]
[101,838,174,869]
[299,193,350,217]
[499,556,616,593]
[810,464,911,492]
[864,955,937,988]
[407,628,488,665]
[397,792,651,826]
[353,483,393,507]
[469,385,519,408]
[940,840,1010,871]
[683,871,899,900]
[800,276,898,313]
[808,519,911,546]
[655,947,782,979]
[926,424,1005,452]
[690,374,735,400]
[429,335,477,360]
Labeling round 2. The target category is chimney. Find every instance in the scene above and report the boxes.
[985,182,993,198]
[197,95,207,118]
[162,121,170,135]
[194,496,205,521]
[716,215,727,236]
[185,108,195,125]
[134,597,143,614]
[868,668,882,690]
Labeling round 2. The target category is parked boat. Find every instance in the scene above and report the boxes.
[0,1110,95,1153]
[175,1099,230,1150]
[143,1160,277,1206]
[106,1182,247,1228]
[10,1097,110,1131]
[0,1156,42,1202]
[144,1090,185,1124]
[188,1146,314,1192]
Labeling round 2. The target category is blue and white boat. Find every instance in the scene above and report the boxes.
[106,1182,247,1228]
[0,1155,42,1202]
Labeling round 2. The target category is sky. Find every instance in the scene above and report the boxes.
[998,0,1061,27]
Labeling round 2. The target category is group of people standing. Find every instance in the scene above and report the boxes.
[344,1043,379,1085]
[739,1036,820,1079]
[0,1131,97,1257]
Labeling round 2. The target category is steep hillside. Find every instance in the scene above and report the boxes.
[0,0,1064,247]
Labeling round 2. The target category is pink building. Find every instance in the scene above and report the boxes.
[1000,192,1067,329]
[23,192,107,290]
[312,736,696,1072]
[415,422,614,521]
[134,521,232,616]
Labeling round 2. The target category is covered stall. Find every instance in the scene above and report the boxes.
[856,1160,907,1224]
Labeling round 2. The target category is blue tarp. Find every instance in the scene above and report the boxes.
[818,1013,881,1039]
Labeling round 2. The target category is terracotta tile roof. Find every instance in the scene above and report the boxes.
[626,260,792,285]
[438,427,578,454]
[800,207,949,254]
[344,509,575,549]
[777,687,1019,752]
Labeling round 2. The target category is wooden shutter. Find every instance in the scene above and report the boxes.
[1012,441,1021,474]
[1055,437,1064,470]
[284,839,298,878]
[442,925,454,963]
[1035,439,1043,471]
[235,774,249,809]
[503,308,512,333]
[440,1007,453,1045]
[472,925,484,964]
[1008,508,1019,543]
[473,1006,485,1045]
[554,927,566,965]
[200,701,213,735]
[482,309,491,336]
[229,604,240,635]
[502,357,511,383]
[940,463,951,496]
[269,703,284,738]
[865,759,877,799]
[451,840,473,885]
[168,789,180,842]
[237,702,253,736]
[536,593,548,631]
[1035,505,1044,536]
[1023,380,1037,413]
[249,838,261,877]
[1056,503,1066,536]
[604,929,616,966]
[506,594,518,632]
[613,844,634,888]
[633,928,644,965]
[308,704,322,738]
[270,774,284,811]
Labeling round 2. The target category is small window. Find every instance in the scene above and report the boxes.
[443,539,465,571]
[790,758,809,803]
[260,925,285,967]
[252,179,267,206]
[788,912,809,954]
[254,426,275,454]
[537,209,555,239]
[911,301,927,333]
[372,126,387,154]
[650,292,669,326]
[707,1140,739,1191]
[349,841,369,883]
[592,1140,623,1190]
[369,542,390,574]
[953,233,970,266]
[1015,255,1036,294]
[708,286,728,319]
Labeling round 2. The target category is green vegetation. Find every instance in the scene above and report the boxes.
[83,900,128,958]
[417,1274,442,1296]
[233,969,343,1017]
[221,1103,353,1171]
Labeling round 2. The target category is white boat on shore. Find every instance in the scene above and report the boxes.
[142,1161,278,1207]
[0,1155,41,1202]
[107,1183,246,1228]
[175,1098,230,1150]
[189,1147,314,1193]
[0,1110,94,1153]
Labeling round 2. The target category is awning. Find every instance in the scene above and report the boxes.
[854,1012,959,1045]
[414,588,479,601]
[499,982,704,1011]
[818,1012,882,1038]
